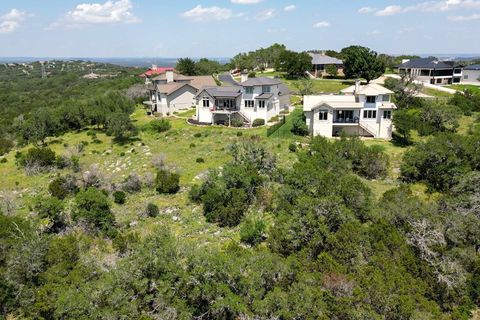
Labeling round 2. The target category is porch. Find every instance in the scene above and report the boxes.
[332,110,360,124]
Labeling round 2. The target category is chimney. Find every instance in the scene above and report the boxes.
[401,59,410,64]
[152,64,158,70]
[166,70,174,83]
[354,79,361,94]
[241,72,249,83]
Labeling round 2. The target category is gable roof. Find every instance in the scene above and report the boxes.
[156,83,197,96]
[308,53,343,65]
[241,77,282,86]
[189,75,217,89]
[139,67,175,78]
[464,64,480,71]
[153,71,192,81]
[195,86,243,99]
[396,58,455,69]
[303,95,357,112]
[341,83,393,95]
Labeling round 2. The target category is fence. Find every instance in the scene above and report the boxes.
[266,116,286,137]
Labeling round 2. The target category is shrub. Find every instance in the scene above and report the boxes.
[240,216,266,246]
[20,147,56,168]
[155,169,180,194]
[0,158,7,163]
[34,196,66,233]
[113,191,126,205]
[252,119,265,127]
[288,143,297,152]
[0,138,13,156]
[145,203,159,217]
[150,119,172,133]
[248,71,256,78]
[236,132,243,137]
[194,133,202,138]
[49,177,68,199]
[123,173,142,193]
[196,158,205,163]
[231,119,244,128]
[291,113,309,136]
[189,143,196,148]
[73,187,116,236]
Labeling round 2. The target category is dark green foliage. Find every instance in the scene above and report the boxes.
[276,50,312,79]
[252,118,265,127]
[291,112,309,136]
[236,132,243,137]
[196,157,205,163]
[341,45,386,82]
[417,102,461,136]
[231,118,244,127]
[0,138,13,156]
[0,158,7,163]
[18,147,56,169]
[194,58,228,75]
[288,143,297,152]
[48,176,78,199]
[72,187,116,236]
[105,112,137,141]
[150,119,171,133]
[145,203,159,217]
[176,58,197,76]
[113,191,126,205]
[193,133,202,138]
[155,169,180,194]
[33,196,66,233]
[401,133,478,191]
[239,216,266,246]
[450,89,480,115]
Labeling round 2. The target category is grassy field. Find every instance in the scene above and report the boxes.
[422,87,453,98]
[447,84,480,94]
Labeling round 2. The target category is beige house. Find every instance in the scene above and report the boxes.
[308,53,344,78]
[303,81,395,139]
[144,71,217,115]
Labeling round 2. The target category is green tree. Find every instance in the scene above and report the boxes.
[155,169,180,194]
[341,45,385,82]
[176,58,197,76]
[325,64,338,77]
[276,50,312,79]
[105,112,137,142]
[293,78,314,96]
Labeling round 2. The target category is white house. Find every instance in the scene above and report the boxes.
[144,70,217,115]
[194,76,291,126]
[303,81,395,139]
[461,64,480,84]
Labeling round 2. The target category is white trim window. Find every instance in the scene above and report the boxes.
[383,110,392,119]
[262,86,271,93]
[382,95,390,102]
[366,96,376,103]
[363,110,377,119]
[202,97,210,108]
[244,100,254,108]
[318,110,328,121]
[258,100,266,108]
[245,87,254,94]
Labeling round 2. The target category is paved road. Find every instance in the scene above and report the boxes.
[218,73,238,86]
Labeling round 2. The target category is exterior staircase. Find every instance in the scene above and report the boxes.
[236,111,252,127]
[359,121,378,137]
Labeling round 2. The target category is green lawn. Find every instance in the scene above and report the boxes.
[284,79,354,94]
[174,107,196,118]
[447,84,480,94]
[422,87,453,98]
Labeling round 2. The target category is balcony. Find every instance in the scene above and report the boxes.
[333,118,359,124]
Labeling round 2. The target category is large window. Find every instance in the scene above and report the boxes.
[319,110,328,121]
[383,110,392,119]
[262,86,271,93]
[363,110,377,119]
[382,95,390,102]
[203,97,210,108]
[245,87,254,94]
[244,100,254,108]
[366,96,376,103]
[258,100,266,108]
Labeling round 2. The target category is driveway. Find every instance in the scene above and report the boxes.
[218,73,238,86]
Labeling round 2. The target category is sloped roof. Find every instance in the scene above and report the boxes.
[341,83,393,95]
[139,67,175,78]
[464,64,480,71]
[396,58,455,69]
[189,76,217,89]
[196,86,243,98]
[255,93,274,100]
[241,77,282,86]
[304,95,357,112]
[308,53,343,65]
[156,83,197,96]
[153,71,192,81]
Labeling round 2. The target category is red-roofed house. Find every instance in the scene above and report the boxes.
[140,65,175,84]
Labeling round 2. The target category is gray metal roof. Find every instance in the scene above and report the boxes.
[464,64,480,71]
[308,53,343,65]
[241,77,282,86]
[196,86,242,98]
[396,58,456,69]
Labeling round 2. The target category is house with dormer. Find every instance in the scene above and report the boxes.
[194,75,291,126]
[303,81,395,139]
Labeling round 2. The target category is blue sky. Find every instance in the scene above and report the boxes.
[0,0,479,57]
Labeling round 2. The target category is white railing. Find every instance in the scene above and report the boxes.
[359,121,378,137]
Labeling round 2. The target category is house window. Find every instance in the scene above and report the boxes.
[244,100,254,108]
[464,75,469,79]
[258,100,266,108]
[262,86,271,93]
[245,87,254,94]
[382,95,390,102]
[383,110,392,119]
[363,110,377,119]
[366,96,376,103]
[318,110,328,121]
[203,97,210,108]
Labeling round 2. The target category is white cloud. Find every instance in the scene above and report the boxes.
[448,13,480,20]
[182,5,233,22]
[255,9,276,21]
[371,0,480,16]
[376,5,403,16]
[0,9,28,34]
[284,5,296,12]
[358,7,376,14]
[49,0,140,29]
[231,0,263,3]
[313,21,331,28]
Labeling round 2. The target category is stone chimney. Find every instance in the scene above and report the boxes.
[166,70,174,83]
[354,79,361,93]
[241,72,249,83]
